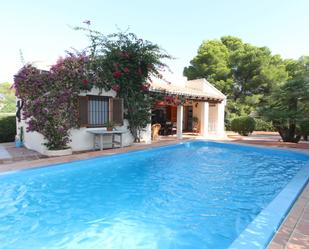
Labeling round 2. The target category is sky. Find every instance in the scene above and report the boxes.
[1,0,309,83]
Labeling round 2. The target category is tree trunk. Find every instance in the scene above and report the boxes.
[276,125,301,143]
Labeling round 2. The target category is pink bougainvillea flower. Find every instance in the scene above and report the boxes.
[175,99,182,105]
[164,95,175,104]
[112,71,122,78]
[123,67,129,73]
[120,52,130,58]
[112,84,120,92]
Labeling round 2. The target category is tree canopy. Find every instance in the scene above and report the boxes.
[0,82,15,113]
[260,57,309,142]
[184,36,288,118]
[184,36,309,142]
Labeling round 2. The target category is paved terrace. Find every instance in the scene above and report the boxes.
[0,132,308,248]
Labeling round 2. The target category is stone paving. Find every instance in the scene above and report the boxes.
[267,184,309,249]
[0,144,11,159]
[0,142,46,164]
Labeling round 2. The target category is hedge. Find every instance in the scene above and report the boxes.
[254,118,275,131]
[231,116,256,136]
[0,115,16,142]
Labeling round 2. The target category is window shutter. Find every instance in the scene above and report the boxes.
[112,98,124,125]
[78,96,88,126]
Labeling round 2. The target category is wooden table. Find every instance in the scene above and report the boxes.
[87,130,125,150]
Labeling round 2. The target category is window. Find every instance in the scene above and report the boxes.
[88,96,109,126]
[78,95,123,127]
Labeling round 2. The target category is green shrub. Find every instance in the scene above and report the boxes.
[0,115,16,142]
[254,118,275,131]
[300,119,309,140]
[231,116,256,136]
[225,118,232,131]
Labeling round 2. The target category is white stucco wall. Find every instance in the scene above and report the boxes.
[17,87,151,154]
[208,104,218,132]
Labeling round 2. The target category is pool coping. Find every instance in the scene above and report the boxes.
[0,139,308,248]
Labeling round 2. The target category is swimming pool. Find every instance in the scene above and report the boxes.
[0,141,308,249]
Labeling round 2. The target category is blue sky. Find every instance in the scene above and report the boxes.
[1,0,309,83]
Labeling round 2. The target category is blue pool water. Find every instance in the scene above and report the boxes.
[0,141,309,249]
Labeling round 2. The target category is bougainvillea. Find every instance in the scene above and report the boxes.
[82,28,171,142]
[14,53,90,150]
[14,26,171,148]
[163,95,188,106]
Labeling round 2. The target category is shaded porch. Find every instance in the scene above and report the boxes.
[149,78,227,140]
[151,98,226,140]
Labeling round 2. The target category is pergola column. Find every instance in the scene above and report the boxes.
[176,104,183,139]
[200,102,209,137]
[216,100,226,136]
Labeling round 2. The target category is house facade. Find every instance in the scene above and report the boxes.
[17,77,226,154]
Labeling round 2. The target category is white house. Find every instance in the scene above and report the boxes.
[17,77,226,155]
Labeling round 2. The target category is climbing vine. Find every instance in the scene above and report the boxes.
[14,25,171,148]
[80,27,171,142]
[14,54,90,149]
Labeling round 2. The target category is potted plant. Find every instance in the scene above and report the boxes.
[106,121,115,131]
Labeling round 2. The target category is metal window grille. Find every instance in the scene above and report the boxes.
[88,96,109,126]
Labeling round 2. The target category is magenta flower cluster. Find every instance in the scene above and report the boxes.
[14,54,89,150]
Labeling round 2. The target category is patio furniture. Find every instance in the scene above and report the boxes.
[164,121,173,135]
[87,129,125,150]
[172,122,177,134]
[151,123,161,141]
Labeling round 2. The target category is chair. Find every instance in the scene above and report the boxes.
[172,122,177,135]
[165,121,173,135]
[151,123,161,141]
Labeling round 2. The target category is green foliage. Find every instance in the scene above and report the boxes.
[300,119,309,140]
[0,115,16,142]
[0,82,16,113]
[254,118,274,131]
[183,35,309,142]
[184,36,288,120]
[260,59,309,142]
[231,116,256,136]
[81,27,171,142]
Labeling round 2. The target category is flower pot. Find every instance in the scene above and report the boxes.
[43,148,72,157]
[107,127,113,131]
